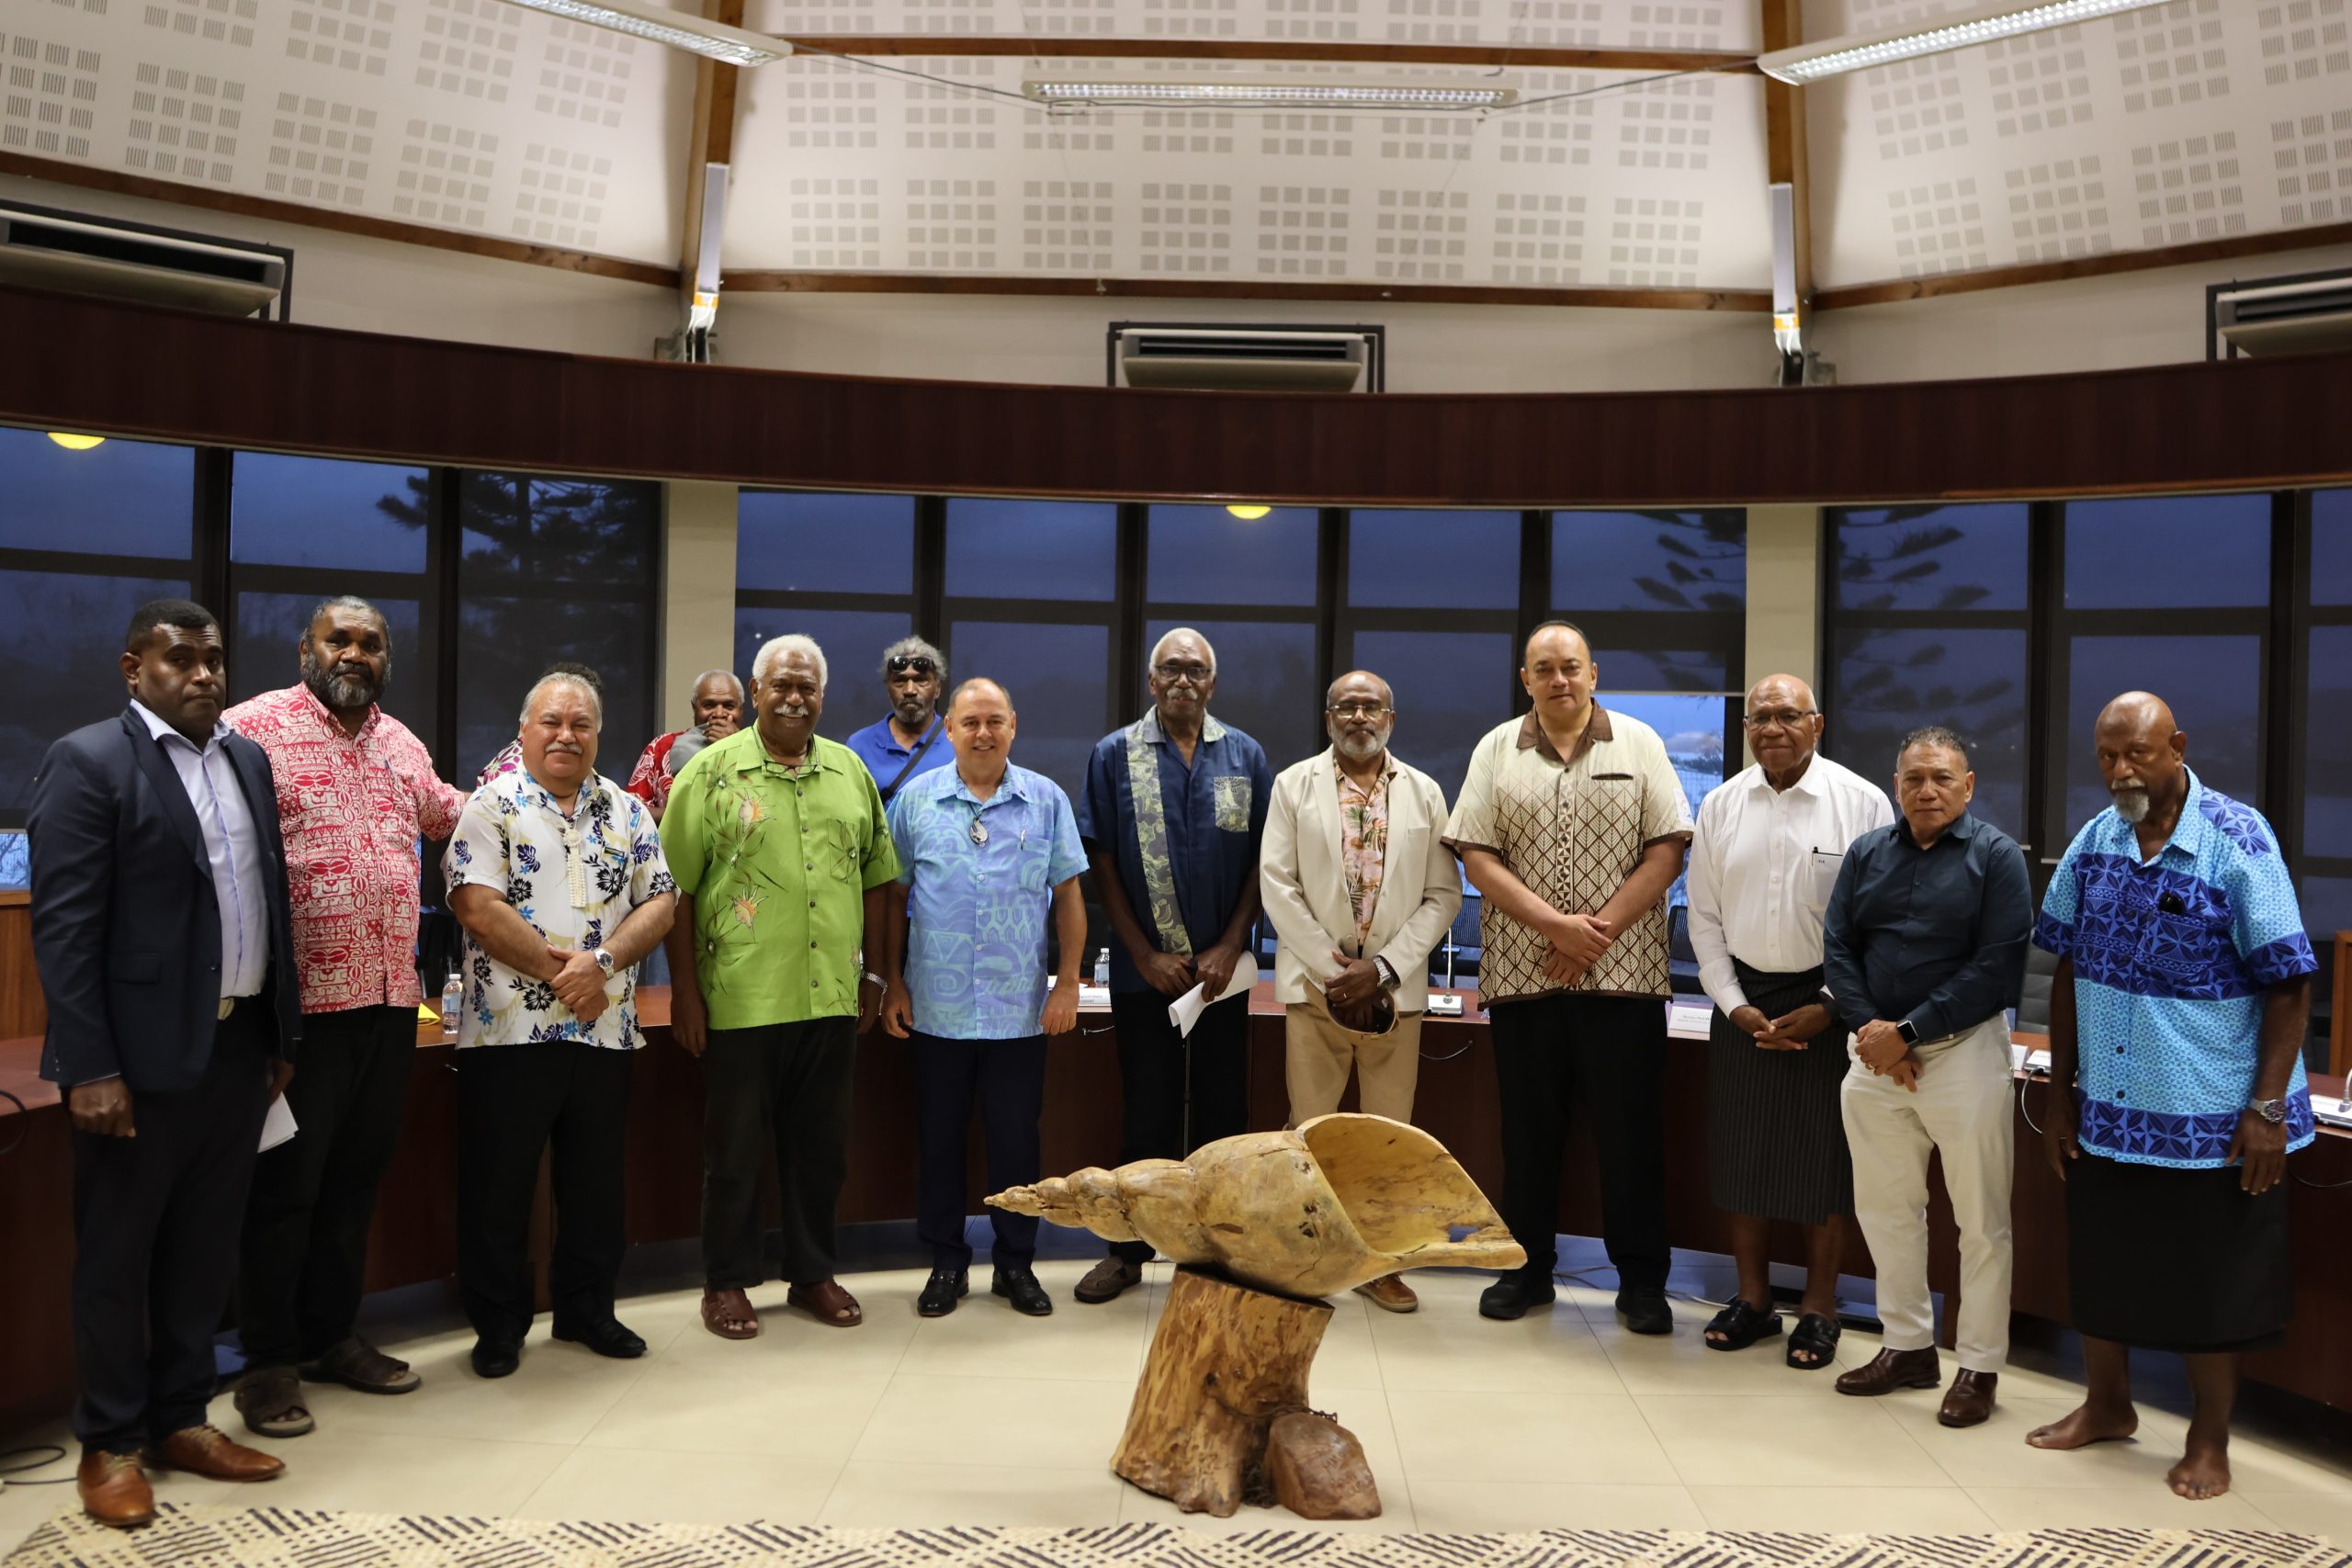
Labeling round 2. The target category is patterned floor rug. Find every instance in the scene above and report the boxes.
[6,1506,2348,1568]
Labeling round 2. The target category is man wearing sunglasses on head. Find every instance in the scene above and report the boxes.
[845,638,955,805]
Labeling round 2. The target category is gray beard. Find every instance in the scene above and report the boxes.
[1334,732,1386,762]
[302,654,383,711]
[2111,787,2151,824]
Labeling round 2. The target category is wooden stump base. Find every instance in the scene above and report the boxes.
[1112,1265,1372,1519]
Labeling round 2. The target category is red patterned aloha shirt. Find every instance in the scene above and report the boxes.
[224,683,468,1013]
[625,730,686,814]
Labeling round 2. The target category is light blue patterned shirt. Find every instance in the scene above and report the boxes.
[888,761,1089,1041]
[2033,770,2318,1168]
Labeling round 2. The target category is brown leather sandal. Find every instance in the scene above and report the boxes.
[233,1367,315,1438]
[786,1278,863,1327]
[700,1286,761,1340]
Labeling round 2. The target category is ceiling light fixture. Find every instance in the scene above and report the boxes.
[1226,504,1272,521]
[493,0,790,67]
[47,432,106,451]
[1757,0,2170,83]
[1024,77,1516,109]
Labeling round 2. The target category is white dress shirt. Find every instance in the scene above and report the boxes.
[131,698,270,1000]
[1686,750,1894,1017]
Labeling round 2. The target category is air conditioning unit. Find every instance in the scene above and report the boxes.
[2210,269,2352,358]
[0,199,290,319]
[1107,322,1385,392]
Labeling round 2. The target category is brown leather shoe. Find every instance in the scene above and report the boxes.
[1835,1346,1942,1397]
[1353,1273,1419,1314]
[1939,1369,1999,1427]
[300,1335,421,1394]
[786,1278,863,1327]
[77,1450,154,1530]
[153,1423,286,1482]
[1074,1255,1146,1304]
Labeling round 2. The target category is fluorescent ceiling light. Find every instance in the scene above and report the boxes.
[494,0,790,66]
[1024,77,1516,109]
[1757,0,2170,83]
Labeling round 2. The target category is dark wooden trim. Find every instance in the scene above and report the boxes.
[7,285,2352,507]
[0,152,681,292]
[778,35,1758,73]
[1815,222,2352,311]
[1759,0,1809,310]
[721,270,1770,312]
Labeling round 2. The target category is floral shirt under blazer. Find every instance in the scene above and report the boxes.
[442,767,676,1050]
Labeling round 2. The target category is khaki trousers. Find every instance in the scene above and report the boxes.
[1839,1015,2017,1374]
[1283,990,1423,1125]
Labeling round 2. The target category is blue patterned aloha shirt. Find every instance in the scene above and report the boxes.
[442,767,676,1051]
[2033,769,2318,1168]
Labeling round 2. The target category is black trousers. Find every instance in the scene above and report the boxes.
[1488,992,1671,1292]
[910,1031,1048,1270]
[1108,988,1250,1265]
[72,1003,273,1452]
[455,1043,633,1344]
[239,1003,416,1367]
[702,1017,855,1290]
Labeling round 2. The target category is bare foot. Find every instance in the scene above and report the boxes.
[2168,1441,2231,1500]
[2025,1403,2139,1450]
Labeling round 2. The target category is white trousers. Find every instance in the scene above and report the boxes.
[1839,1016,2016,1374]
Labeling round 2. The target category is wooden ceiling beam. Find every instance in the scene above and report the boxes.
[1814,221,2352,310]
[679,0,748,309]
[776,35,1759,74]
[1758,0,1810,313]
[720,270,1771,311]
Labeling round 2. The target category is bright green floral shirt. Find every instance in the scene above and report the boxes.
[660,728,901,1031]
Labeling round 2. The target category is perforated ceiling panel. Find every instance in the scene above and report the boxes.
[0,0,693,264]
[1808,0,2352,287]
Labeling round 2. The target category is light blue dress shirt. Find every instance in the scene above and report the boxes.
[130,698,269,1000]
[888,761,1088,1040]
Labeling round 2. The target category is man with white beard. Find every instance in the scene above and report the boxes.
[1259,671,1462,1313]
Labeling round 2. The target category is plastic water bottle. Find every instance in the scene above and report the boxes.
[440,971,464,1043]
[1093,947,1110,990]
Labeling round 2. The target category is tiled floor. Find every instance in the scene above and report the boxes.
[5,1260,2350,1551]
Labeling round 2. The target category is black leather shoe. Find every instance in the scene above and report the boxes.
[992,1267,1054,1316]
[552,1316,646,1359]
[1478,1270,1558,1320]
[469,1339,521,1379]
[918,1268,968,1318]
[1616,1289,1674,1336]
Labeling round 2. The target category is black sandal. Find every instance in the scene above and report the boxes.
[1787,1312,1842,1370]
[1702,1297,1783,1351]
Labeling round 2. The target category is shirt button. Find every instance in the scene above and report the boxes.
[810,941,818,949]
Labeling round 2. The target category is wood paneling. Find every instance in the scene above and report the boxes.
[720,272,1770,311]
[0,893,42,1043]
[3,285,2349,508]
[779,36,1758,73]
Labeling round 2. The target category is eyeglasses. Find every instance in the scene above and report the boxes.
[1327,703,1392,720]
[1742,709,1818,732]
[1154,660,1213,684]
[886,655,937,675]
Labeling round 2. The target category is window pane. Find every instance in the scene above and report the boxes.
[2297,876,2352,953]
[1599,647,1730,694]
[0,829,24,891]
[0,427,194,558]
[735,606,912,745]
[739,491,915,595]
[1552,511,1745,613]
[456,599,653,784]
[2313,490,2352,606]
[1829,626,2029,839]
[1831,503,2028,613]
[947,619,1109,802]
[2064,495,2269,609]
[1145,618,1317,767]
[1147,504,1317,606]
[459,472,657,585]
[232,592,433,747]
[2306,626,2352,860]
[945,499,1115,601]
[0,571,191,814]
[232,453,430,572]
[2062,634,2261,834]
[1349,629,1513,803]
[1349,511,1518,610]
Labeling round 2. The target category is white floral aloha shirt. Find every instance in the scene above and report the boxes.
[441,767,676,1050]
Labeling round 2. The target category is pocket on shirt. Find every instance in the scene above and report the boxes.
[1804,849,1843,912]
[1014,832,1055,892]
[1214,775,1252,834]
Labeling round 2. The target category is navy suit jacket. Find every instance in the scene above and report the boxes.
[28,706,301,1092]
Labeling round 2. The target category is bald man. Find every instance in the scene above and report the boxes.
[1686,675,1893,1369]
[1260,670,1462,1313]
[624,670,744,820]
[2030,693,2316,1500]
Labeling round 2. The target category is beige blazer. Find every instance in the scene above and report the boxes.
[1259,748,1463,1012]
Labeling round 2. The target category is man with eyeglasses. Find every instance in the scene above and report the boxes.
[1259,670,1462,1314]
[1071,626,1273,1305]
[1685,675,1892,1371]
[845,637,954,805]
[1443,621,1694,1335]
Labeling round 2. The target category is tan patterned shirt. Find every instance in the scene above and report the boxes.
[1442,705,1694,1003]
[1336,759,1396,955]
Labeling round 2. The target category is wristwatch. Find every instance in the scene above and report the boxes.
[593,947,616,977]
[2248,1096,2288,1124]
[1894,1019,1919,1046]
[1373,955,1401,991]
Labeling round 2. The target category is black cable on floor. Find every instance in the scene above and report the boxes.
[0,1444,70,1484]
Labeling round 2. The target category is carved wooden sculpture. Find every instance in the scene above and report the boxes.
[988,1113,1524,1517]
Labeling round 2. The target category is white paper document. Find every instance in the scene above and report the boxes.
[1665,1000,1713,1041]
[259,1094,298,1153]
[1168,952,1259,1039]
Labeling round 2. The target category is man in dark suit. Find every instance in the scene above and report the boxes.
[29,598,303,1529]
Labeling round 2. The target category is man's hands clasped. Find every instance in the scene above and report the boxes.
[1540,911,1612,987]
[1730,1001,1834,1053]
[1855,1019,1921,1092]
[548,945,610,1026]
